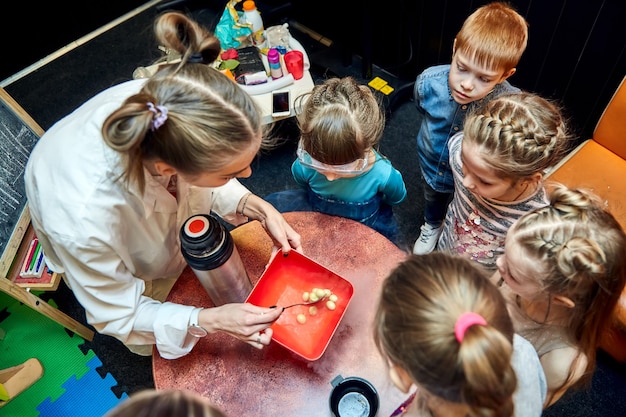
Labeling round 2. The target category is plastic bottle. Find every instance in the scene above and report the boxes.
[267,48,283,79]
[180,214,252,306]
[242,0,266,48]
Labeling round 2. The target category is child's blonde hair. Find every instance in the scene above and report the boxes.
[296,76,385,165]
[455,2,529,72]
[104,389,227,417]
[374,253,517,417]
[463,92,571,180]
[508,184,626,395]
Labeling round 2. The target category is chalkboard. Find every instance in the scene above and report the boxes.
[0,88,44,277]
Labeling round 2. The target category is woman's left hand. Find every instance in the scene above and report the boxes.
[240,194,302,253]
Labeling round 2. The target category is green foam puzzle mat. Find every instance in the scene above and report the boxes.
[0,291,127,416]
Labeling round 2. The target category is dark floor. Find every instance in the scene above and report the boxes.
[3,1,626,416]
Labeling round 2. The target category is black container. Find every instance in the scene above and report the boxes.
[180,214,252,306]
[329,375,380,417]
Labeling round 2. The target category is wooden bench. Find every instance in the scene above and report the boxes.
[546,75,626,362]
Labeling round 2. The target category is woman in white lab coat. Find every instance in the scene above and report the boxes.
[24,12,301,359]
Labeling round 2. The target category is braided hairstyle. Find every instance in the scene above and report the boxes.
[374,253,517,417]
[101,12,267,193]
[296,76,385,165]
[463,92,572,181]
[509,183,626,391]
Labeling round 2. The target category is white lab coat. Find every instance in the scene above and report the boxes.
[24,79,250,359]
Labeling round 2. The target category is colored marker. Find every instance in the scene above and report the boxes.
[34,251,45,274]
[28,242,42,272]
[20,255,32,276]
[21,239,38,274]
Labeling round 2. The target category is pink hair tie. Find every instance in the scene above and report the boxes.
[454,312,487,343]
[147,102,168,131]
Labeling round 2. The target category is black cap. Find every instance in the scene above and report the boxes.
[180,214,234,270]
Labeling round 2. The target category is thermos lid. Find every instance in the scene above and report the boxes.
[184,215,211,238]
[180,214,234,270]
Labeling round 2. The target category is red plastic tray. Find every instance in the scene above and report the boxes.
[246,250,353,361]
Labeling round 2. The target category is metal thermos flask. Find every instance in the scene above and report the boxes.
[180,214,252,306]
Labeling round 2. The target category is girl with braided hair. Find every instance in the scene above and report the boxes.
[492,184,626,407]
[265,76,407,244]
[374,252,547,417]
[437,92,572,271]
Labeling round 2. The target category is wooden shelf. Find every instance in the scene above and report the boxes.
[7,223,60,291]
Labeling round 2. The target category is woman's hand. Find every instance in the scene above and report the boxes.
[198,304,283,349]
[238,193,302,253]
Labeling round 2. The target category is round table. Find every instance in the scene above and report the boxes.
[153,212,410,416]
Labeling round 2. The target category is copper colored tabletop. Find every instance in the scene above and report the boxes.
[153,212,410,416]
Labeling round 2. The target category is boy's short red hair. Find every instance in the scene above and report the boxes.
[454,2,529,72]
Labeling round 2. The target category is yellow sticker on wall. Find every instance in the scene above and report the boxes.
[380,85,395,95]
[368,76,395,95]
[368,77,388,90]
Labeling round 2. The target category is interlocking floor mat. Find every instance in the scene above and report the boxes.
[0,291,128,416]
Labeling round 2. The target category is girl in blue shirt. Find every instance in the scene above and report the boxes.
[265,77,407,244]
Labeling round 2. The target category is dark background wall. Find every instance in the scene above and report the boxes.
[292,0,626,141]
[3,0,625,141]
[0,0,149,81]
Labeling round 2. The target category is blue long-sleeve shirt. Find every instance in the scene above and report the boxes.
[414,64,520,193]
[291,150,407,206]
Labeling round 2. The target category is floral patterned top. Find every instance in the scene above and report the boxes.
[437,133,548,271]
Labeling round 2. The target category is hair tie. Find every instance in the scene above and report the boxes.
[454,312,487,343]
[188,53,203,63]
[147,102,168,131]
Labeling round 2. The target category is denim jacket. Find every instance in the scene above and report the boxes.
[414,64,520,193]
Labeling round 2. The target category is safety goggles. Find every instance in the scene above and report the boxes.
[296,141,369,175]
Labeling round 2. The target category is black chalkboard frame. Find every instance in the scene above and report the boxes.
[0,88,44,278]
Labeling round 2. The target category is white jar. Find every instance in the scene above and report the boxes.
[242,0,266,48]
